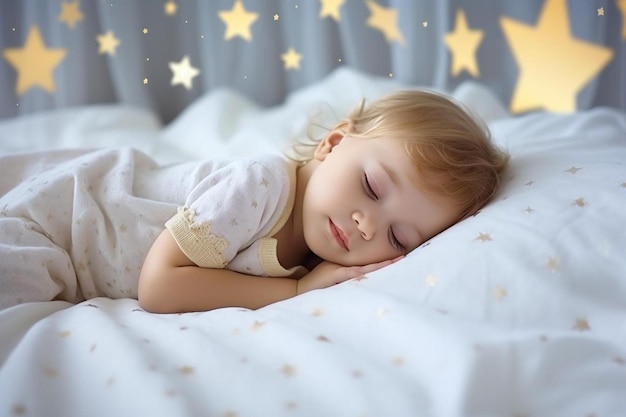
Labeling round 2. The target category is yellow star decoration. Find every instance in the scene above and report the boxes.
[164,0,178,16]
[443,9,484,77]
[3,25,67,95]
[319,0,345,21]
[618,0,626,39]
[500,0,613,113]
[281,48,303,70]
[97,31,120,56]
[597,7,604,16]
[58,0,84,30]
[218,0,259,42]
[365,0,405,44]
[169,55,200,90]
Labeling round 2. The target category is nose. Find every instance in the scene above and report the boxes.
[352,210,376,241]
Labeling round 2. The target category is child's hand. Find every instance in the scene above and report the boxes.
[296,256,403,295]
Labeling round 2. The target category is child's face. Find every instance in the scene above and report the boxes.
[302,133,461,267]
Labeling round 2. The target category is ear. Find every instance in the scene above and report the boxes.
[313,120,352,161]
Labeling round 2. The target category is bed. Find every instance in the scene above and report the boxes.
[0,67,625,416]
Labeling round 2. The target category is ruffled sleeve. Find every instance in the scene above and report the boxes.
[165,157,290,269]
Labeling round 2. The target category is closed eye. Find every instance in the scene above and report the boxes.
[388,227,407,254]
[362,173,378,200]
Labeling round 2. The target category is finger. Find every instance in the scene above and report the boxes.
[359,256,404,274]
[356,261,391,275]
[378,255,403,266]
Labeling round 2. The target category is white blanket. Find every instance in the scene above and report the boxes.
[0,68,625,417]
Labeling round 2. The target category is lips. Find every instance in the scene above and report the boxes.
[329,219,349,251]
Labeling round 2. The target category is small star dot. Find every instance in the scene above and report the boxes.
[565,166,582,174]
[493,286,507,300]
[422,21,428,27]
[425,274,438,287]
[311,308,325,317]
[389,72,394,77]
[142,28,148,34]
[572,197,587,208]
[12,404,27,416]
[573,318,591,331]
[597,7,604,16]
[143,78,148,84]
[475,232,492,242]
[392,356,406,366]
[281,364,297,376]
[251,320,265,331]
[546,257,560,271]
[178,366,194,375]
[274,14,279,21]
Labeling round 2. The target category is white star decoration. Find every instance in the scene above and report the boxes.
[169,55,200,90]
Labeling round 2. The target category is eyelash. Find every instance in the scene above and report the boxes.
[362,173,378,200]
[363,173,405,253]
[389,228,406,253]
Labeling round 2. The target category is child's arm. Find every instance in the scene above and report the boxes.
[138,230,297,313]
[139,230,400,313]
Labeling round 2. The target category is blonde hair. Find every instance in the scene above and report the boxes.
[291,89,510,221]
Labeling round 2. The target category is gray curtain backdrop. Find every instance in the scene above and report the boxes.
[1,0,624,123]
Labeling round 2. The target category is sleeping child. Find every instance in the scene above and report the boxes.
[0,90,509,313]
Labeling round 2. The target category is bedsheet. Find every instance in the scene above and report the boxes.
[1,68,625,417]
